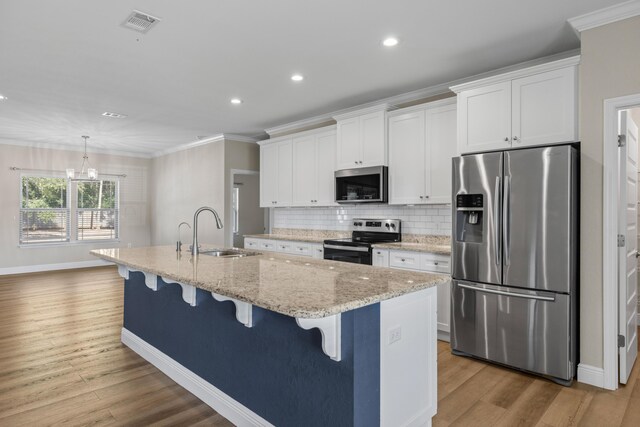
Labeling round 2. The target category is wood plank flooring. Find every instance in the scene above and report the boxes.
[1,266,639,426]
[0,266,232,426]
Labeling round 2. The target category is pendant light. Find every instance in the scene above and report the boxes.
[67,136,98,181]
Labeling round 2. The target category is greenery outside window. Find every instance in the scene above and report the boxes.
[20,176,70,244]
[77,180,119,241]
[19,175,119,245]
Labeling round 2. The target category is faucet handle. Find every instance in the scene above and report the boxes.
[177,222,192,252]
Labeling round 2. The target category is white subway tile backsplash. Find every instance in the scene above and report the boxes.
[273,204,452,236]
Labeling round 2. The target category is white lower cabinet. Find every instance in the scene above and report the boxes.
[373,249,390,267]
[244,238,322,259]
[377,248,451,341]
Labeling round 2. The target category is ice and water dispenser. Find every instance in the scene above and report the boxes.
[455,194,484,243]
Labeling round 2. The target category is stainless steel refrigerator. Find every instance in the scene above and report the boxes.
[451,145,578,385]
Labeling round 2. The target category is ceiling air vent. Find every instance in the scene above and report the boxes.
[102,112,128,119]
[122,10,161,34]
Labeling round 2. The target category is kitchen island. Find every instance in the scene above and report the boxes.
[91,246,447,427]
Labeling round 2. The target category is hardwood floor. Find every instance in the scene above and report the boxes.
[0,266,231,426]
[433,333,640,427]
[1,266,639,426]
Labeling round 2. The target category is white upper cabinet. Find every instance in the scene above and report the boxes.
[292,129,337,207]
[452,56,579,154]
[259,138,292,207]
[511,66,577,147]
[335,106,388,170]
[388,99,457,205]
[457,82,511,153]
[388,110,426,205]
[426,103,458,204]
[260,126,336,208]
[315,131,337,205]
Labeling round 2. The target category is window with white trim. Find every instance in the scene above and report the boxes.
[76,179,119,241]
[19,175,119,245]
[20,176,70,244]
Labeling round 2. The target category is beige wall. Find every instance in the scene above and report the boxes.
[0,144,151,269]
[224,140,260,246]
[150,141,226,248]
[579,15,640,369]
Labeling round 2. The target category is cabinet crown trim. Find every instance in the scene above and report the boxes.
[333,103,393,121]
[449,55,580,94]
[257,125,337,146]
[387,97,456,117]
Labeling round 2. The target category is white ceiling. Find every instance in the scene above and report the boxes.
[0,0,625,156]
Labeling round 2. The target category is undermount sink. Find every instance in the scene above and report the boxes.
[198,249,259,258]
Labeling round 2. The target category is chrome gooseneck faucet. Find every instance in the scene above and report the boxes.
[176,221,191,252]
[191,207,224,256]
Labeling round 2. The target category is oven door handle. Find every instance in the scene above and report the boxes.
[323,244,370,252]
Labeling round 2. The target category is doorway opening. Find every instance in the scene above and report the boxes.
[228,170,266,248]
[603,94,640,390]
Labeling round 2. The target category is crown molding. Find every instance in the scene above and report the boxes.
[152,133,259,158]
[568,0,640,37]
[0,138,153,159]
[257,125,337,146]
[449,53,580,94]
[332,103,393,121]
[387,97,456,117]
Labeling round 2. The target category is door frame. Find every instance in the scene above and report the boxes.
[602,93,640,390]
[227,169,261,247]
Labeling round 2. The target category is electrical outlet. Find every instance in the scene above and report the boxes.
[388,327,402,344]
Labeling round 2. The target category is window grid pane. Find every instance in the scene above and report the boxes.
[77,209,119,241]
[20,208,69,244]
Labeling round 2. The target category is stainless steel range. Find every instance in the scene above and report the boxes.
[451,145,578,385]
[323,219,401,265]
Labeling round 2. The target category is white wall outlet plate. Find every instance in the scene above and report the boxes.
[389,326,402,344]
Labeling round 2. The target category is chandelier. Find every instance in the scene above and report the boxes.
[66,135,98,181]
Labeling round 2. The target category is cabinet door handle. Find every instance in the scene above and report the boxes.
[354,161,358,165]
[401,258,406,262]
[504,137,510,142]
[420,196,424,199]
[513,136,519,141]
[434,262,439,265]
[425,195,429,199]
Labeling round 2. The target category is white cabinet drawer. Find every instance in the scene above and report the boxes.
[244,238,260,250]
[291,243,313,257]
[276,241,293,253]
[373,249,389,267]
[389,251,422,270]
[421,254,450,274]
[312,244,324,259]
[258,239,276,251]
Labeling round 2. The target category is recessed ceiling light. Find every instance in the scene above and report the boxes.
[382,37,399,47]
[291,74,304,82]
[230,98,242,105]
[0,94,7,100]
[102,111,128,119]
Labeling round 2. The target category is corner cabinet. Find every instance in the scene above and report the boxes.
[452,56,579,154]
[388,98,457,205]
[259,125,337,208]
[334,106,388,170]
[260,139,292,207]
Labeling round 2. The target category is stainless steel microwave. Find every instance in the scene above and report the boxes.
[335,166,388,204]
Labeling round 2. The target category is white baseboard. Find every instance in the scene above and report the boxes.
[437,330,450,342]
[121,328,274,427]
[0,259,112,276]
[577,363,605,388]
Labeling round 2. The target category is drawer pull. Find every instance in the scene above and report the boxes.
[401,258,406,262]
[434,262,439,265]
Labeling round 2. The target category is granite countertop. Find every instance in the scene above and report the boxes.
[91,246,448,319]
[371,242,451,256]
[243,234,329,244]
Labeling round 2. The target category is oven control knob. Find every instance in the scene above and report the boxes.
[385,223,390,228]
[390,224,396,229]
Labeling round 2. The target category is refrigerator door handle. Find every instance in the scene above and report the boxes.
[457,282,556,302]
[503,176,511,266]
[494,176,501,266]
